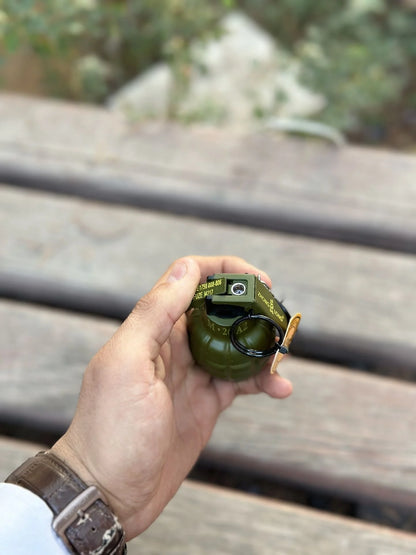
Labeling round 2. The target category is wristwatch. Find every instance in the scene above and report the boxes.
[6,451,127,554]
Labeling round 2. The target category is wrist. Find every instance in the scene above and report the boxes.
[50,440,100,500]
[51,438,130,535]
[6,449,126,554]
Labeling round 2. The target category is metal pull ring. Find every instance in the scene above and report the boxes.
[230,313,285,358]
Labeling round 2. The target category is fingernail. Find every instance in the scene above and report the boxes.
[167,259,188,282]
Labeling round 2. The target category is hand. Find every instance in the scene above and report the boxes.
[52,256,292,540]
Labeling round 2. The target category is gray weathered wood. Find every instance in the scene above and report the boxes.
[2,437,416,555]
[0,299,116,420]
[1,185,416,365]
[209,366,416,509]
[0,437,45,476]
[1,300,415,509]
[2,92,416,548]
[134,481,416,555]
[0,94,416,252]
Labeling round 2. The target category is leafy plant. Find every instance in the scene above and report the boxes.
[1,0,415,146]
[0,0,231,102]
[240,0,416,145]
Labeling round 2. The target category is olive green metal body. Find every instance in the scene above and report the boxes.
[188,274,290,381]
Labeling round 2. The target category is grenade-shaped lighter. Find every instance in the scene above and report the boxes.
[187,273,301,381]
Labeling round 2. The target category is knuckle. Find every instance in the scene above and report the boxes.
[131,292,155,318]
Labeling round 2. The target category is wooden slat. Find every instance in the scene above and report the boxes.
[0,437,45,476]
[209,367,416,510]
[0,300,116,421]
[134,481,416,555]
[0,270,134,320]
[0,93,416,252]
[1,185,416,376]
[1,438,416,555]
[1,300,416,512]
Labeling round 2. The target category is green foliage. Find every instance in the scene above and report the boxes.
[1,0,415,144]
[239,0,347,47]
[240,0,416,139]
[296,5,414,132]
[0,0,231,102]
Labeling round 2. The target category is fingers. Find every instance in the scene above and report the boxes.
[211,367,292,413]
[227,370,292,399]
[252,357,293,398]
[127,255,271,360]
[95,255,273,382]
[116,257,201,365]
[254,371,293,399]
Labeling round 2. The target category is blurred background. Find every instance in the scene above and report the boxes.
[1,0,416,149]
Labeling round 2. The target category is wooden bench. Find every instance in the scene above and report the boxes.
[2,438,416,554]
[1,93,416,551]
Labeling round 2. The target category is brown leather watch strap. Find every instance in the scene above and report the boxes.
[6,451,126,555]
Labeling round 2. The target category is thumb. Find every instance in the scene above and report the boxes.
[115,257,201,362]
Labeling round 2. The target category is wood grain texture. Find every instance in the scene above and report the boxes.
[1,438,416,555]
[1,185,416,358]
[0,300,117,420]
[2,92,416,550]
[133,481,416,555]
[0,94,416,252]
[209,364,416,507]
[1,300,415,508]
[0,436,45,478]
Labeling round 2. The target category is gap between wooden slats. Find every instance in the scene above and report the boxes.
[1,163,415,254]
[1,271,415,378]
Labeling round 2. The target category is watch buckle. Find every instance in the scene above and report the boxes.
[52,485,102,542]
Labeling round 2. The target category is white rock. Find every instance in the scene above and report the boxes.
[180,12,324,126]
[348,0,385,14]
[107,63,173,118]
[108,11,325,128]
[271,64,326,118]
[193,11,276,75]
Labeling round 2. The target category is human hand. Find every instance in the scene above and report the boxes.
[52,256,292,540]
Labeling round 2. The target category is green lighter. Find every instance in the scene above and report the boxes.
[187,273,301,381]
